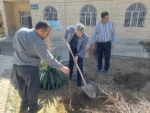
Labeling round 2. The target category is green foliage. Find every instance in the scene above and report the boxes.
[40,52,68,90]
[138,41,150,58]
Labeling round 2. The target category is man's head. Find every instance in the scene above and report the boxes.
[75,23,85,38]
[35,20,51,40]
[101,11,109,24]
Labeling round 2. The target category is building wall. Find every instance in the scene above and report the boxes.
[3,1,30,36]
[0,12,5,35]
[29,0,65,41]
[30,0,150,44]
[1,0,150,43]
[113,0,150,41]
[0,0,10,38]
[3,1,16,36]
[12,2,30,30]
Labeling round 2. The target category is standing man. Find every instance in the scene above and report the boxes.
[13,20,70,113]
[92,11,116,74]
[64,23,88,87]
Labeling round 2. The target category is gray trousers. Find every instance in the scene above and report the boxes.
[12,64,40,110]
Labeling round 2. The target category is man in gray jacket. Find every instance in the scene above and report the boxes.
[12,20,70,113]
[64,23,88,87]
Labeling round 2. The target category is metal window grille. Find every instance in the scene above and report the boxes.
[44,6,58,21]
[80,5,97,27]
[124,3,146,27]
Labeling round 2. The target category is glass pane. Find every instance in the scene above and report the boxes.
[137,18,144,27]
[91,18,96,26]
[137,12,146,27]
[131,12,138,27]
[124,12,131,27]
[137,4,146,11]
[80,17,85,25]
[92,13,97,18]
[20,12,25,16]
[45,7,50,12]
[124,18,130,27]
[126,12,131,18]
[127,4,136,11]
[81,5,88,12]
[139,12,146,18]
[51,13,57,20]
[86,13,90,26]
[44,13,49,17]
[80,13,85,25]
[51,7,57,12]
[86,13,90,17]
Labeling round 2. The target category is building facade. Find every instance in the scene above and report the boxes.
[0,0,150,44]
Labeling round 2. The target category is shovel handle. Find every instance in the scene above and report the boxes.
[66,42,86,85]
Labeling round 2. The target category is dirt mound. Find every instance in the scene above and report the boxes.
[113,72,150,91]
[58,91,106,113]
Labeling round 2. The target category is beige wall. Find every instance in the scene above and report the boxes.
[0,0,9,38]
[3,1,16,36]
[13,2,30,30]
[113,0,150,40]
[1,0,150,41]
[2,1,30,37]
[0,12,5,35]
[30,0,150,42]
[30,0,65,40]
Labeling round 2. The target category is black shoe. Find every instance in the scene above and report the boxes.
[29,104,43,113]
[77,81,83,87]
[104,70,109,75]
[19,104,28,113]
[96,68,102,72]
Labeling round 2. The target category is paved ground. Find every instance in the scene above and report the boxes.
[51,40,149,62]
[0,38,149,113]
[0,55,13,113]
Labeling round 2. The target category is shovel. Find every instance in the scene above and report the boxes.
[66,42,96,98]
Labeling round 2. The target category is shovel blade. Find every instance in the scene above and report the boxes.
[81,84,96,98]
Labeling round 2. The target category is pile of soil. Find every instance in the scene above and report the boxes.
[113,72,150,91]
[9,56,150,113]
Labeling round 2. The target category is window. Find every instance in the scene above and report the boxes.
[43,6,58,21]
[124,3,147,27]
[80,5,97,26]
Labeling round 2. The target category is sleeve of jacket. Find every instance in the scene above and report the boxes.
[91,23,99,44]
[64,26,70,39]
[34,41,63,69]
[77,36,88,58]
[111,22,117,45]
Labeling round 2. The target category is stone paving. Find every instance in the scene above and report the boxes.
[0,55,13,113]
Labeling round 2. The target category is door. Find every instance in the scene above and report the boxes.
[20,12,32,28]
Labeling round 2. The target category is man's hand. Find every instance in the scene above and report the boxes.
[60,66,70,75]
[74,56,78,63]
[111,44,115,49]
[63,38,67,43]
[92,44,96,50]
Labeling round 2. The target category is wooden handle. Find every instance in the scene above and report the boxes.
[66,42,86,85]
[46,37,51,51]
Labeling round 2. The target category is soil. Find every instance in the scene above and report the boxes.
[10,56,150,113]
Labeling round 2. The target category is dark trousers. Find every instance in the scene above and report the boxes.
[12,64,40,110]
[68,47,83,87]
[97,41,111,70]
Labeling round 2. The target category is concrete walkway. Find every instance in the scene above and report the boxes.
[0,55,13,113]
[51,40,149,62]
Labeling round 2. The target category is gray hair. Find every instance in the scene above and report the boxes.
[75,23,85,33]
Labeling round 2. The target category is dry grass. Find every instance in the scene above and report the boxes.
[81,84,150,113]
[87,44,98,60]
